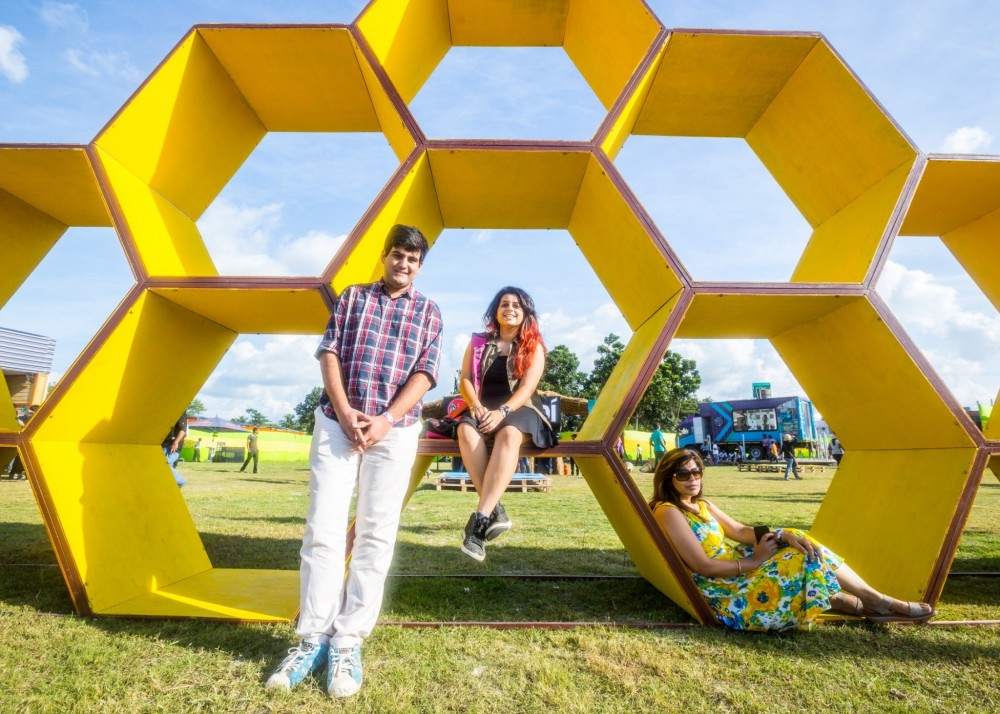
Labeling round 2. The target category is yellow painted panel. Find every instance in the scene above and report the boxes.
[100,568,299,620]
[429,149,589,228]
[635,32,817,138]
[0,380,18,432]
[793,162,912,283]
[563,0,660,109]
[200,27,380,132]
[333,152,444,294]
[900,158,1000,236]
[0,189,67,307]
[405,455,436,504]
[989,454,1000,481]
[810,448,975,600]
[772,298,973,450]
[748,42,916,227]
[356,0,451,104]
[582,296,679,441]
[986,390,1000,441]
[35,290,234,445]
[150,288,331,334]
[353,35,417,162]
[569,156,682,329]
[30,442,210,613]
[577,456,704,621]
[0,147,110,226]
[448,0,568,46]
[96,32,265,218]
[677,294,850,339]
[601,40,664,159]
[97,148,216,277]
[940,207,1000,311]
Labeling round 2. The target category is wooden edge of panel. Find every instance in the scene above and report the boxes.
[322,145,426,284]
[591,27,668,146]
[605,289,692,440]
[425,139,594,152]
[867,292,986,445]
[690,282,867,295]
[191,22,351,30]
[601,443,716,624]
[349,25,426,145]
[924,152,1000,163]
[24,283,146,432]
[923,448,988,603]
[21,438,93,616]
[666,27,824,38]
[85,144,145,280]
[416,439,606,457]
[591,150,692,286]
[864,154,927,286]
[146,277,328,289]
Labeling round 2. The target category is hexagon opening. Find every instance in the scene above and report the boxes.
[196,132,401,276]
[613,135,814,281]
[604,31,918,284]
[408,46,607,140]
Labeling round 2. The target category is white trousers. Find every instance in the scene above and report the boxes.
[297,408,419,647]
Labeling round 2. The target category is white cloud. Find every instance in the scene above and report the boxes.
[878,259,1000,407]
[200,336,321,420]
[63,48,142,81]
[671,338,804,403]
[940,126,994,153]
[0,26,28,83]
[197,199,347,276]
[39,2,88,33]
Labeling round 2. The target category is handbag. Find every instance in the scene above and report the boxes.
[423,396,468,439]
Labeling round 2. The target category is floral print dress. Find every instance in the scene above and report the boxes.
[658,500,844,632]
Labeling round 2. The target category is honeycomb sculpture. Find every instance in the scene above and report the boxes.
[0,1,993,623]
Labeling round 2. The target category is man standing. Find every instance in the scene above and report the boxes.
[240,427,259,474]
[781,434,802,480]
[649,424,667,467]
[266,225,442,699]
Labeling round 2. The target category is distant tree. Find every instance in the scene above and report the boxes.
[294,387,324,434]
[583,333,626,399]
[539,345,586,397]
[187,398,207,418]
[279,413,297,430]
[233,408,269,427]
[634,351,701,431]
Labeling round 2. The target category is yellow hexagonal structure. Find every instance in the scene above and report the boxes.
[1,3,994,624]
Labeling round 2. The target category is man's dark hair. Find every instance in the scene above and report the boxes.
[382,224,429,264]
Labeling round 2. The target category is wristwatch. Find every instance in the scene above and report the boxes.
[497,405,512,418]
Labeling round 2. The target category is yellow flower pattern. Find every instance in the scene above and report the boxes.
[657,501,844,631]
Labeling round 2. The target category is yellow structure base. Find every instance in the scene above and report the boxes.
[98,569,299,621]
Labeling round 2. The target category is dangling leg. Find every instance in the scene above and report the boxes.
[476,426,528,517]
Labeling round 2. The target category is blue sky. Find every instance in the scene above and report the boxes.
[2,1,998,424]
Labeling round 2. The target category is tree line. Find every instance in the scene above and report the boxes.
[188,334,700,435]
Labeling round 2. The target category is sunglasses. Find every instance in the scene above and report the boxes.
[673,468,703,482]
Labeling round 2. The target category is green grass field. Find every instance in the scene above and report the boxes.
[1,461,997,712]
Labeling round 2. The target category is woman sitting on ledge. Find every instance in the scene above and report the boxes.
[649,448,935,631]
[456,286,556,563]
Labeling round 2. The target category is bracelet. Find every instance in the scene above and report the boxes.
[736,559,742,575]
[775,529,786,547]
[382,412,396,426]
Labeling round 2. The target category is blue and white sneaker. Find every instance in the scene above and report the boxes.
[265,640,328,691]
[327,644,363,698]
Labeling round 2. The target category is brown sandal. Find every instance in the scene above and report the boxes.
[829,592,864,616]
[863,596,935,624]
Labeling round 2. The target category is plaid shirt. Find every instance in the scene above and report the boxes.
[316,280,442,427]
